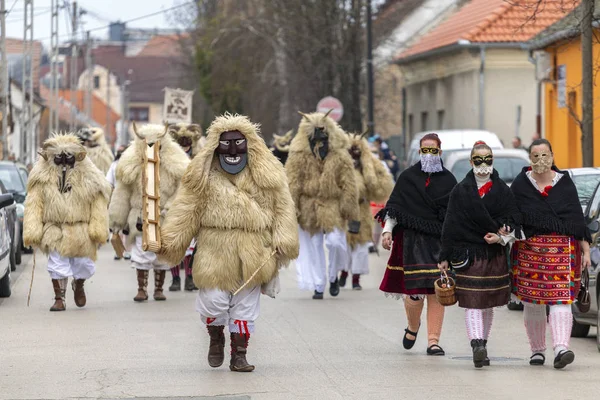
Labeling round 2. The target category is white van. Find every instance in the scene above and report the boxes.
[406,130,504,167]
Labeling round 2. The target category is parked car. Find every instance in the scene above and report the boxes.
[566,168,600,211]
[0,180,19,271]
[0,161,29,258]
[444,149,530,184]
[406,130,504,168]
[572,179,600,351]
[0,193,17,298]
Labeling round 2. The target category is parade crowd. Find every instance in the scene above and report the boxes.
[20,110,590,373]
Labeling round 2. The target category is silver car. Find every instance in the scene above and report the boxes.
[444,148,530,184]
[0,193,16,298]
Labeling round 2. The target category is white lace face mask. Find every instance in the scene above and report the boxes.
[530,152,553,174]
[420,153,442,173]
[473,164,493,176]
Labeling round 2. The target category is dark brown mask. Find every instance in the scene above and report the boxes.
[216,130,248,174]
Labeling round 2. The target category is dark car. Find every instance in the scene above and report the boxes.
[0,193,17,298]
[0,162,29,260]
[572,179,600,351]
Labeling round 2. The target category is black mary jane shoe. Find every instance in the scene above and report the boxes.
[312,291,324,300]
[427,344,446,356]
[529,353,545,366]
[403,326,419,350]
[553,350,575,369]
[329,278,340,297]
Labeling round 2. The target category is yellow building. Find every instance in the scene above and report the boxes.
[531,2,600,169]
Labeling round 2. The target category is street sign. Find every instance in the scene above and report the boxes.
[317,96,343,122]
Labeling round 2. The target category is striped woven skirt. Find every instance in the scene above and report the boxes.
[511,234,581,305]
[455,252,511,309]
[379,229,441,296]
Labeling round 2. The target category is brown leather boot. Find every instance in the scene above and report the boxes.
[50,278,67,311]
[229,333,255,372]
[134,269,149,302]
[207,325,225,367]
[72,279,86,307]
[153,270,167,301]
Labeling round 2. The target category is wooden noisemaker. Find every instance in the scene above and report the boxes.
[142,139,162,252]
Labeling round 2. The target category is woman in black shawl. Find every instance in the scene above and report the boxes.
[377,133,457,356]
[510,139,591,369]
[438,141,521,368]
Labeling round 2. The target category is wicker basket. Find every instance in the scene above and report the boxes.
[435,270,457,306]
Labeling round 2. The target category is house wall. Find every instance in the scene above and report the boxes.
[543,34,600,169]
[78,65,122,115]
[484,49,537,148]
[128,102,163,124]
[401,48,538,149]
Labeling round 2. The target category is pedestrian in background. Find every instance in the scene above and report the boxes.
[377,133,457,356]
[438,141,521,368]
[511,138,591,369]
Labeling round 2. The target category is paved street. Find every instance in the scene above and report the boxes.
[1,246,599,400]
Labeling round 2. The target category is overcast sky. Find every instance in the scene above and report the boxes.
[4,0,184,48]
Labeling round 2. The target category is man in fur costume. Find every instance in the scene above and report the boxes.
[339,131,394,290]
[286,110,360,299]
[158,113,299,372]
[76,127,114,175]
[23,133,111,311]
[269,129,293,164]
[166,122,203,291]
[108,123,189,302]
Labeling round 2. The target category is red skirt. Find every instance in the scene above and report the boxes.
[511,234,581,305]
[379,229,440,296]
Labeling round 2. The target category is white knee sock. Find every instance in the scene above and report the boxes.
[524,303,547,354]
[549,304,572,357]
[482,308,494,340]
[465,309,484,340]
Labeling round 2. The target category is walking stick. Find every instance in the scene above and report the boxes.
[27,251,36,307]
[233,250,277,296]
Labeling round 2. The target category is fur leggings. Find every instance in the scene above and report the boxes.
[404,295,445,346]
[465,308,494,340]
[524,303,572,356]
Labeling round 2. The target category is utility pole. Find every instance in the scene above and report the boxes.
[581,0,594,167]
[105,68,111,144]
[0,0,8,160]
[69,1,78,131]
[366,0,375,136]
[49,0,59,135]
[84,30,92,121]
[21,0,34,164]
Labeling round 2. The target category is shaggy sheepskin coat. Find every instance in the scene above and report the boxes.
[346,135,394,249]
[159,114,299,292]
[108,124,189,244]
[168,123,203,158]
[23,134,111,260]
[84,128,114,175]
[286,112,359,235]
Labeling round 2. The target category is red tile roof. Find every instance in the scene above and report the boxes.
[397,0,578,60]
[137,34,187,57]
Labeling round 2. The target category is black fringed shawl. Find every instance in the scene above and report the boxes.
[439,170,522,263]
[376,161,457,237]
[511,166,591,242]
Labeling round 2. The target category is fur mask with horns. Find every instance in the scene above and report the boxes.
[167,123,202,156]
[76,127,106,148]
[272,130,294,152]
[292,109,348,160]
[131,121,172,149]
[38,133,87,193]
[348,129,370,168]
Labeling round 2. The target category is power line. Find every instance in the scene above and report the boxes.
[35,1,194,42]
[6,0,18,15]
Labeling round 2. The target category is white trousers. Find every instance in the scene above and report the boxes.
[195,286,261,334]
[47,251,95,280]
[296,227,348,292]
[343,243,370,275]
[131,236,170,271]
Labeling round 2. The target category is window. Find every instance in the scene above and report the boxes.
[408,114,413,136]
[0,165,26,192]
[18,168,28,186]
[421,111,428,131]
[93,75,100,89]
[437,110,445,130]
[129,107,150,122]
